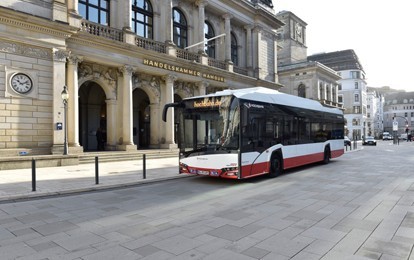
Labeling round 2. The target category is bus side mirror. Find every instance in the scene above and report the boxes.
[162,103,182,122]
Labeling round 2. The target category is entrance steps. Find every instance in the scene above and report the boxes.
[79,149,179,164]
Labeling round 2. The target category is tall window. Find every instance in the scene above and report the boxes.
[79,0,109,25]
[354,94,359,102]
[298,84,306,98]
[204,21,215,58]
[354,82,359,89]
[132,0,153,38]
[231,32,238,65]
[173,8,187,48]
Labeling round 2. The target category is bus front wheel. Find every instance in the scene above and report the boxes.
[269,155,282,178]
[323,147,330,164]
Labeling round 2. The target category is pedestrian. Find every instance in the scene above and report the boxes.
[96,127,105,151]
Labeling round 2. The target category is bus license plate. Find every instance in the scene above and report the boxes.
[198,170,209,175]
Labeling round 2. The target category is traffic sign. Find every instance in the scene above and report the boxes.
[393,121,398,131]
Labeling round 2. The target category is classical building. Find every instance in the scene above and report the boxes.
[0,0,283,156]
[275,11,341,108]
[308,50,367,140]
[383,92,414,137]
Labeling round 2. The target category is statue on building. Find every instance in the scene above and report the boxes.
[260,0,273,8]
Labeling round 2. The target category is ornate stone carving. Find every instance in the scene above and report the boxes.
[175,81,195,98]
[78,62,118,98]
[0,40,52,60]
[132,73,161,102]
[53,49,70,62]
[68,55,83,65]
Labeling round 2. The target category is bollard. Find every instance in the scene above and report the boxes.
[143,154,146,179]
[95,156,99,184]
[32,158,36,191]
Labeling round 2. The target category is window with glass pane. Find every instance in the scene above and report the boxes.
[204,21,215,58]
[173,8,187,48]
[132,0,153,38]
[79,0,109,25]
[231,32,238,65]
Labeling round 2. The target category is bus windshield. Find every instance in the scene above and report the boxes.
[179,96,240,155]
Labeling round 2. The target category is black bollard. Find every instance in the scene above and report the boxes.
[32,159,36,191]
[143,154,146,179]
[95,156,99,184]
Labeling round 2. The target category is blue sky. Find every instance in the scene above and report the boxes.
[277,0,414,91]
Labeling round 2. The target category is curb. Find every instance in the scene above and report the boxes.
[0,174,193,204]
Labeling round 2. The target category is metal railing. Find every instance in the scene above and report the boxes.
[80,20,123,42]
[135,36,166,54]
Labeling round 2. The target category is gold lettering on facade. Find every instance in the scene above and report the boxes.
[143,59,225,82]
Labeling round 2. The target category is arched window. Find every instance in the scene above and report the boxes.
[298,84,306,98]
[173,8,187,48]
[231,32,238,65]
[204,21,215,58]
[132,0,153,39]
[79,0,110,25]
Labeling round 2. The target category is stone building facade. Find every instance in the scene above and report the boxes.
[0,0,283,156]
[276,11,341,108]
[383,92,414,137]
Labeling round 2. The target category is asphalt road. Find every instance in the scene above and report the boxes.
[0,141,413,259]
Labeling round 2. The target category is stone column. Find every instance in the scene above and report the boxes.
[105,99,117,150]
[51,49,69,155]
[118,65,137,151]
[123,0,132,30]
[165,0,173,44]
[244,25,253,77]
[149,103,160,148]
[66,55,83,153]
[68,0,78,13]
[161,74,177,149]
[196,1,206,53]
[196,81,209,96]
[253,26,262,79]
[223,14,232,62]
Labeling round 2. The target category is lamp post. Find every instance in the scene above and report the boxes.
[61,85,69,155]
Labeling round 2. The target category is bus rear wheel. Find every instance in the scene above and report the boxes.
[269,155,282,178]
[323,147,330,164]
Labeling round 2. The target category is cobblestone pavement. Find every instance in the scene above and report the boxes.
[0,141,413,259]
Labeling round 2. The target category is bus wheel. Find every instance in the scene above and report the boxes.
[323,147,330,164]
[269,155,282,178]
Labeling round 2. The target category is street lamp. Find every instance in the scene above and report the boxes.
[61,85,69,155]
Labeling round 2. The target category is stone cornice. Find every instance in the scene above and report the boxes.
[0,8,76,38]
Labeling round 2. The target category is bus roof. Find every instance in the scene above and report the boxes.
[185,87,343,115]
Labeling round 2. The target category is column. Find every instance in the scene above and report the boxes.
[223,14,232,62]
[118,65,137,151]
[197,81,209,96]
[165,0,173,44]
[51,49,69,154]
[105,99,117,150]
[253,26,262,79]
[244,25,253,68]
[68,0,78,13]
[123,0,132,30]
[197,1,206,53]
[66,55,83,153]
[161,74,177,149]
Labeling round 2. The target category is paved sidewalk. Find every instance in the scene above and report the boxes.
[0,157,185,202]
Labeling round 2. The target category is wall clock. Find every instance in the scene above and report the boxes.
[10,73,33,94]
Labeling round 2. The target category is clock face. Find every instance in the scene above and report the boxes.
[11,73,33,94]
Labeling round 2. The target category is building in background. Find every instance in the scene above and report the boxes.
[276,11,342,108]
[383,92,414,138]
[308,50,367,140]
[366,88,384,138]
[0,0,283,156]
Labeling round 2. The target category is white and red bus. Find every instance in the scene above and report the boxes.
[163,87,344,179]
